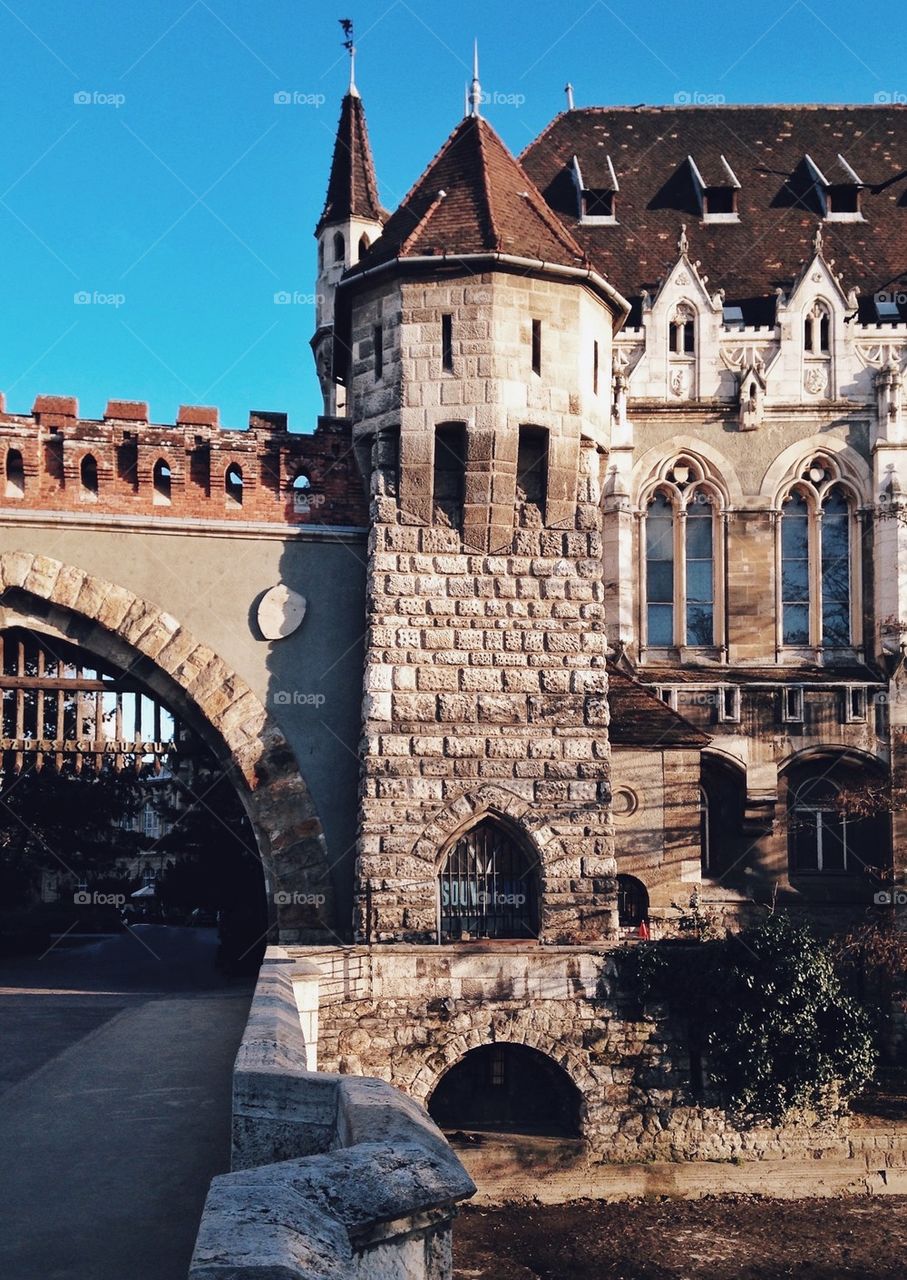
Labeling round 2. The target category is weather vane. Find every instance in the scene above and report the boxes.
[339,18,357,94]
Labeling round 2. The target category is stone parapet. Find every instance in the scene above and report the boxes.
[189,950,474,1280]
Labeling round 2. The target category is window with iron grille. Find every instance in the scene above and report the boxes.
[438,820,537,940]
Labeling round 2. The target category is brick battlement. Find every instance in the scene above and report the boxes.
[0,395,367,527]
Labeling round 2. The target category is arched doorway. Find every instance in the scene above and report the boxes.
[617,874,649,930]
[428,1043,582,1137]
[700,755,746,880]
[0,627,268,972]
[438,819,539,941]
[0,552,336,942]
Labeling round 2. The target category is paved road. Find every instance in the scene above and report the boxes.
[0,925,254,1280]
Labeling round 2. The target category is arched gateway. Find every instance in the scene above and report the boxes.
[0,552,336,941]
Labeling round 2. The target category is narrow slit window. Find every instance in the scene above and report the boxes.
[531,319,542,375]
[593,340,599,395]
[5,449,24,499]
[441,314,453,372]
[153,458,172,506]
[374,324,384,381]
[225,463,243,508]
[80,454,98,501]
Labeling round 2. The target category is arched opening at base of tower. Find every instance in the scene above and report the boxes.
[428,1043,582,1138]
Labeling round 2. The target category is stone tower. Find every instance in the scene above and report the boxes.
[311,76,385,417]
[332,89,632,945]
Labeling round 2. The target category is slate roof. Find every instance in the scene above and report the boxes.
[353,114,591,270]
[520,105,907,324]
[317,92,385,234]
[607,668,709,747]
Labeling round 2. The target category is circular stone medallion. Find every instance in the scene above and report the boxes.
[257,585,307,640]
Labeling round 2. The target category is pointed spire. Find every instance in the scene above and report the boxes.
[565,82,575,111]
[316,85,384,235]
[467,39,482,117]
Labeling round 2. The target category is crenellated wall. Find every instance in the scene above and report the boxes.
[0,395,368,528]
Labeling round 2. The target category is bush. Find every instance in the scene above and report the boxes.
[618,912,877,1124]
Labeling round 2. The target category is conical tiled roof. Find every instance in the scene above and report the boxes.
[354,114,588,269]
[316,92,384,234]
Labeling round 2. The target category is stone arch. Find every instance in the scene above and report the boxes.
[632,437,744,507]
[414,784,562,870]
[760,435,871,507]
[0,551,336,942]
[408,1026,596,1110]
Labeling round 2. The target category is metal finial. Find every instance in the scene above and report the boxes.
[565,82,575,111]
[339,18,358,97]
[467,39,482,117]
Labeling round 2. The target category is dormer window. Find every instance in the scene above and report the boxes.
[722,305,745,330]
[805,153,864,222]
[571,154,618,224]
[687,154,741,223]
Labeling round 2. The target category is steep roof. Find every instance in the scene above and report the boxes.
[521,105,907,323]
[607,667,710,748]
[317,92,385,234]
[354,114,590,269]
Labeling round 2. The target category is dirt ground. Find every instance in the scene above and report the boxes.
[453,1195,907,1279]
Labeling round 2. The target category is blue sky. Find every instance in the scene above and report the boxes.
[0,0,903,431]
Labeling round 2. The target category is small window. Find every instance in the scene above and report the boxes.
[358,234,369,260]
[805,302,831,354]
[333,231,345,263]
[843,686,867,724]
[225,462,243,508]
[374,324,384,381]
[593,340,599,395]
[531,319,542,376]
[718,686,741,723]
[782,686,804,724]
[582,189,614,218]
[291,471,312,513]
[703,186,736,216]
[433,423,466,530]
[655,686,677,710]
[516,426,547,514]
[441,313,453,372]
[80,453,98,501]
[318,240,324,270]
[827,184,860,216]
[5,449,24,499]
[153,458,172,506]
[670,317,695,354]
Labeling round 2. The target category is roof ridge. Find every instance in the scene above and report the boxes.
[475,118,501,250]
[398,189,447,256]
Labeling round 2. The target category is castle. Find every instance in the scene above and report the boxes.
[1,59,905,1159]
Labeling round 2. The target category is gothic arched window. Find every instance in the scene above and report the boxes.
[225,462,243,508]
[643,458,722,650]
[779,459,854,649]
[333,231,345,263]
[438,820,538,941]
